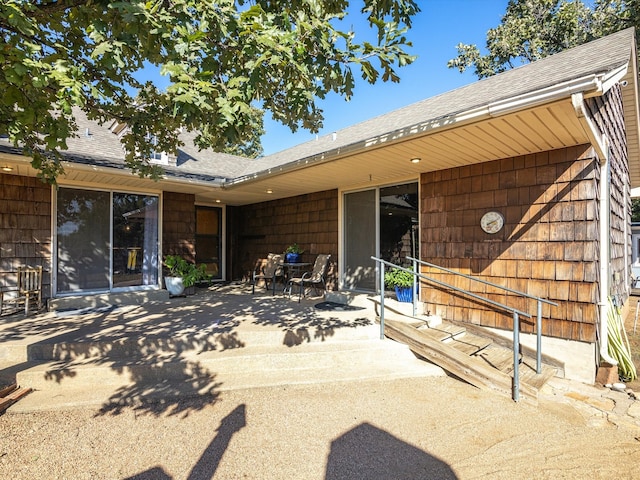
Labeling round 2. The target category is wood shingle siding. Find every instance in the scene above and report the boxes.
[233,190,338,288]
[162,192,196,262]
[420,145,600,343]
[586,84,630,302]
[0,174,51,298]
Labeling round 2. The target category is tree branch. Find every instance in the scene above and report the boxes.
[24,0,91,18]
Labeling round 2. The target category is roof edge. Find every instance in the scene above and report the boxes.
[223,72,610,190]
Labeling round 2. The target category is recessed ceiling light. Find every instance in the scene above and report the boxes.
[1,165,13,172]
[266,189,273,194]
[215,199,221,203]
[410,157,421,164]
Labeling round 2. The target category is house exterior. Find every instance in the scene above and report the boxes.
[1,29,639,384]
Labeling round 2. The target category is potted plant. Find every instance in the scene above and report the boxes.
[384,266,415,303]
[164,255,209,296]
[284,243,304,263]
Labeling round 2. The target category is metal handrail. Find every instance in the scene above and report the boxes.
[372,256,556,402]
[407,257,558,306]
[407,256,558,378]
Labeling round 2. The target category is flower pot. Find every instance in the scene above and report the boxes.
[394,286,413,303]
[285,252,301,263]
[165,276,185,296]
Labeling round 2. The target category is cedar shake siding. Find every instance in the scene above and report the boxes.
[420,145,600,343]
[0,174,52,298]
[162,191,196,262]
[586,84,630,302]
[233,190,339,288]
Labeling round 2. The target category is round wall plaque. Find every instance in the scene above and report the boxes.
[480,211,504,234]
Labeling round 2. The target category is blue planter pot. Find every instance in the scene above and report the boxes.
[285,252,301,263]
[395,286,413,303]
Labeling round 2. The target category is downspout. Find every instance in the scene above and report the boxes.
[625,186,630,297]
[572,93,618,367]
[598,151,618,367]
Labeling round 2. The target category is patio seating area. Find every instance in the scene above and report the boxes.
[251,253,332,301]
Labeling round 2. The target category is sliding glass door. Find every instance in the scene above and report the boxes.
[56,187,159,294]
[379,183,419,267]
[343,182,418,292]
[343,189,377,290]
[57,189,111,292]
[112,193,159,288]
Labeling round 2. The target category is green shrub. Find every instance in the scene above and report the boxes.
[164,255,210,287]
[384,266,414,288]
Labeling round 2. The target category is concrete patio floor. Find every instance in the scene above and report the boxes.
[0,282,444,412]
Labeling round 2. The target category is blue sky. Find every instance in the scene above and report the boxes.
[260,0,509,155]
[134,1,510,155]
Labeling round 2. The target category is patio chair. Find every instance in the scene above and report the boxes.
[252,253,285,295]
[288,254,331,302]
[0,265,43,315]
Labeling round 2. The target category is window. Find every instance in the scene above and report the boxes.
[145,134,165,163]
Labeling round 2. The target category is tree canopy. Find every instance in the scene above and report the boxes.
[0,0,419,183]
[447,0,640,79]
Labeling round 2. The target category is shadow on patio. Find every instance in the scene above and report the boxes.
[0,283,377,416]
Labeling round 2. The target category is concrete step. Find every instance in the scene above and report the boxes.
[0,308,382,363]
[10,339,445,412]
[17,324,382,362]
[2,287,448,412]
[48,290,171,311]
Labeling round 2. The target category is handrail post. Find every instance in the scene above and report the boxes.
[379,262,385,340]
[536,300,542,374]
[513,311,520,402]
[412,257,417,318]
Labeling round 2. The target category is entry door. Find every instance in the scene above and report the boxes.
[195,206,222,279]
